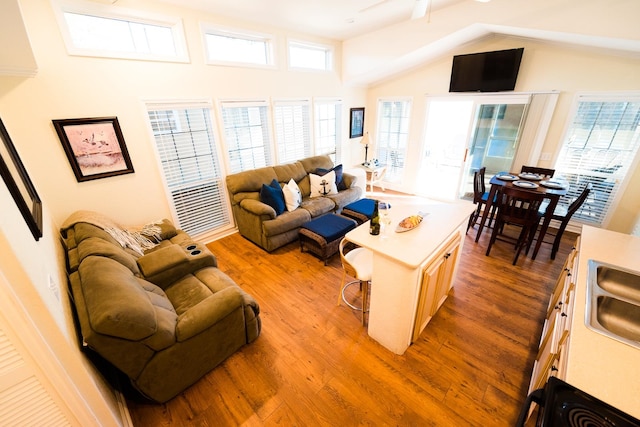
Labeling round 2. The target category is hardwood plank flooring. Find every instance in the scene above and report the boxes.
[126,203,576,426]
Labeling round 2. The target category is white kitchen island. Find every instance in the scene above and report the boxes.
[345,198,475,355]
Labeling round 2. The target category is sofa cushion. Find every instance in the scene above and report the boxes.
[316,164,346,191]
[79,256,159,341]
[283,178,302,211]
[300,197,336,217]
[260,179,285,215]
[225,166,278,198]
[262,208,311,236]
[299,155,334,174]
[77,236,140,276]
[310,171,338,198]
[274,161,306,183]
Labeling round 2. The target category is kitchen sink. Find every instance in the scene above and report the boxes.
[586,260,640,349]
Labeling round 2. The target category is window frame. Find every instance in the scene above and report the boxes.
[145,99,233,239]
[287,39,334,72]
[272,98,313,164]
[200,23,276,69]
[313,98,343,163]
[554,91,640,228]
[53,0,189,63]
[375,97,413,185]
[219,99,274,174]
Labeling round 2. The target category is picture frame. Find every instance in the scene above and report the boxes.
[0,117,43,240]
[349,107,365,138]
[52,117,134,182]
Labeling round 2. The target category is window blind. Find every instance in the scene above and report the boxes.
[555,96,640,226]
[273,100,311,164]
[376,99,412,183]
[147,106,229,236]
[314,100,342,163]
[221,101,272,173]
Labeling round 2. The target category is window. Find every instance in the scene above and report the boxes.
[273,100,312,164]
[221,101,273,173]
[146,103,230,237]
[55,3,188,62]
[202,25,274,67]
[314,100,342,163]
[288,40,333,71]
[555,93,640,226]
[376,99,412,184]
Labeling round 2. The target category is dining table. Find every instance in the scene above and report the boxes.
[474,172,569,260]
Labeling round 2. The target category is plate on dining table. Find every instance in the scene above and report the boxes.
[540,180,566,189]
[513,180,539,189]
[496,174,519,181]
[518,173,542,181]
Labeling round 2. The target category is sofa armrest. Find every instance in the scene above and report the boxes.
[342,172,356,189]
[175,287,244,341]
[137,244,188,277]
[240,198,276,218]
[138,244,217,288]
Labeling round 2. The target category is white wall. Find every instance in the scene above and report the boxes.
[364,35,640,233]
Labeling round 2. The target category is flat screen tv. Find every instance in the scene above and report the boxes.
[449,48,524,93]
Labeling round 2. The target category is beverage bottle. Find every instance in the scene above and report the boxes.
[369,199,380,235]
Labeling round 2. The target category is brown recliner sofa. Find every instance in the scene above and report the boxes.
[225,155,362,252]
[61,211,261,403]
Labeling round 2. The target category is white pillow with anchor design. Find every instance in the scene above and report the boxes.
[309,171,338,198]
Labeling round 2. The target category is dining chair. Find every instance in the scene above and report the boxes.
[338,238,373,325]
[536,183,592,260]
[467,167,497,232]
[486,186,546,265]
[520,165,555,178]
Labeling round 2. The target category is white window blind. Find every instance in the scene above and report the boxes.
[147,104,229,236]
[273,100,311,164]
[555,94,640,226]
[221,101,272,173]
[376,99,412,183]
[314,100,342,163]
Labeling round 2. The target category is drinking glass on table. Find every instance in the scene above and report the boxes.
[379,201,392,238]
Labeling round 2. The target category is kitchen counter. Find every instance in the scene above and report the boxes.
[345,199,475,354]
[567,225,640,419]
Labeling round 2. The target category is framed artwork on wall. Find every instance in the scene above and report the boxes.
[0,117,43,240]
[52,116,134,182]
[349,107,365,138]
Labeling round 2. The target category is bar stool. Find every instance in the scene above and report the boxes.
[338,238,373,325]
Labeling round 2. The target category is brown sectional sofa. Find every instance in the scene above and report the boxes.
[61,211,261,403]
[225,155,363,252]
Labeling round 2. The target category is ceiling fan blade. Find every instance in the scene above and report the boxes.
[411,0,430,19]
[359,0,394,14]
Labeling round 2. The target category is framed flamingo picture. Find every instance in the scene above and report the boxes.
[53,116,134,182]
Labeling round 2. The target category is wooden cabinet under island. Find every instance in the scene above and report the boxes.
[345,200,475,355]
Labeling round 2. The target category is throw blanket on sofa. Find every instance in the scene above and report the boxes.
[61,210,162,255]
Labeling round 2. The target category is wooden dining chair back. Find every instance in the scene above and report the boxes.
[539,183,592,260]
[520,165,555,178]
[486,186,546,265]
[338,238,373,325]
[467,167,497,232]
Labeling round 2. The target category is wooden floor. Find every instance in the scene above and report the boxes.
[126,204,576,426]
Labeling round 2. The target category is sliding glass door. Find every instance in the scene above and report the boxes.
[418,94,531,200]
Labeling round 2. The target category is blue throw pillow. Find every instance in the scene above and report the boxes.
[260,179,285,215]
[316,164,346,191]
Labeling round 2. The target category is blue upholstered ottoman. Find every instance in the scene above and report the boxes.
[299,214,357,265]
[341,198,376,224]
